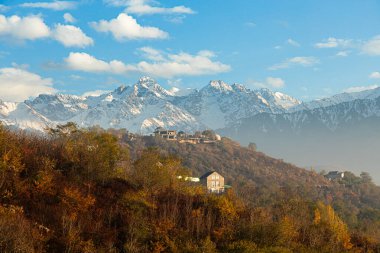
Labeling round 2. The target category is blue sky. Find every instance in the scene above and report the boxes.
[1,0,380,102]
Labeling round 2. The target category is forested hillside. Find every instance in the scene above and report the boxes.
[1,124,380,252]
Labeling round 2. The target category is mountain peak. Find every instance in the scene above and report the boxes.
[134,76,172,98]
[115,85,127,94]
[205,80,233,93]
[231,83,248,92]
[137,76,157,87]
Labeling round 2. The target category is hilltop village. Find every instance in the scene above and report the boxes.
[152,127,222,144]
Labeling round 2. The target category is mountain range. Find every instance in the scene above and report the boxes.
[0,76,303,133]
[1,76,380,181]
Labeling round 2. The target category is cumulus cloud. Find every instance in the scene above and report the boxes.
[315,37,352,48]
[343,85,379,93]
[20,1,77,11]
[369,72,380,79]
[63,13,76,23]
[64,48,231,78]
[90,13,168,40]
[249,77,286,89]
[65,52,136,74]
[362,36,380,56]
[52,24,93,47]
[0,14,93,47]
[135,48,231,78]
[269,57,319,70]
[0,68,55,102]
[104,0,194,16]
[0,14,50,41]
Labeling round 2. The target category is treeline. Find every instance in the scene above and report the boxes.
[0,124,379,252]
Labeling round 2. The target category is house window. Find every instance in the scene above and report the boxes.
[216,175,219,179]
[212,175,215,179]
[211,181,216,187]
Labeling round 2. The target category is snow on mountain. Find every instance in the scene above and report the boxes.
[225,93,380,135]
[2,76,379,135]
[0,101,54,132]
[68,77,202,133]
[292,86,380,112]
[167,87,195,97]
[25,94,88,121]
[254,88,301,110]
[173,80,300,129]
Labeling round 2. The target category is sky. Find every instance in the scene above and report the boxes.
[1,0,380,102]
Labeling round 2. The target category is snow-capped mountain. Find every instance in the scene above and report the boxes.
[70,78,202,133]
[1,76,380,137]
[173,80,300,129]
[291,86,380,112]
[0,100,53,131]
[219,89,380,182]
[0,77,301,133]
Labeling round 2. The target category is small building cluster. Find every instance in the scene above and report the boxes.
[153,127,222,144]
[324,171,345,181]
[153,128,177,140]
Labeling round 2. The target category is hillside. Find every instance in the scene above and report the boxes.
[126,134,380,217]
[1,124,380,252]
[127,135,330,204]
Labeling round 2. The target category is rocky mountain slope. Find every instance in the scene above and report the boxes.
[0,77,301,133]
[219,95,380,182]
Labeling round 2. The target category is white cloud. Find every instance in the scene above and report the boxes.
[104,0,194,16]
[52,24,93,48]
[64,48,231,78]
[90,13,168,40]
[266,77,285,88]
[344,85,379,93]
[269,56,319,70]
[315,37,352,48]
[82,90,110,97]
[20,1,77,11]
[287,38,300,47]
[369,71,380,79]
[65,52,136,74]
[63,13,76,23]
[139,46,166,61]
[336,51,350,57]
[249,77,286,89]
[0,14,50,41]
[362,35,380,56]
[0,68,55,102]
[135,47,231,78]
[0,14,93,47]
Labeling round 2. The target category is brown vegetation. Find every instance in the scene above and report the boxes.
[0,123,379,252]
